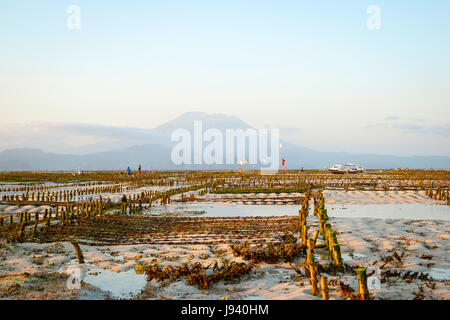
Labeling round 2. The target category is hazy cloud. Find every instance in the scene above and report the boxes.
[365,118,450,138]
[0,122,169,154]
[280,127,302,135]
[426,124,450,137]
[36,123,159,141]
[384,115,400,121]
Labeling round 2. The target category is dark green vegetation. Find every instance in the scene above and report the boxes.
[213,187,308,194]
[144,260,254,289]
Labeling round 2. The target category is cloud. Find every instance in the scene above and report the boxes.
[427,124,450,137]
[280,127,302,135]
[365,118,450,138]
[392,123,425,131]
[37,123,158,141]
[0,122,169,154]
[263,124,301,134]
[384,115,400,121]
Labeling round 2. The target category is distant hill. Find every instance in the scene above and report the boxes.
[0,145,171,171]
[0,112,449,170]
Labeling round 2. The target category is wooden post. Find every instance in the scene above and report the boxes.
[312,230,319,247]
[302,224,309,247]
[44,216,50,229]
[320,276,329,300]
[309,264,318,296]
[307,238,315,265]
[331,244,343,268]
[71,241,84,264]
[17,222,25,239]
[319,219,325,236]
[356,268,370,300]
[33,213,39,235]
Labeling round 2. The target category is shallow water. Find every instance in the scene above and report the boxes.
[83,268,147,299]
[325,204,450,221]
[428,268,450,281]
[146,203,450,221]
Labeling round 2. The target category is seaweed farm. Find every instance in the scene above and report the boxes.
[0,170,449,300]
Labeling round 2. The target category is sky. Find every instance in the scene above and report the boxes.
[0,0,449,156]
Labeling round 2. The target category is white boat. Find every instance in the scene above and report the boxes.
[328,163,364,174]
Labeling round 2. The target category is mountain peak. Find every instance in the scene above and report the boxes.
[155,112,252,132]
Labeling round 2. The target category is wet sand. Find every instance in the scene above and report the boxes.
[1,189,449,300]
[1,214,448,300]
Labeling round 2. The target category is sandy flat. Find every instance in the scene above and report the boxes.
[1,215,448,300]
[323,190,447,205]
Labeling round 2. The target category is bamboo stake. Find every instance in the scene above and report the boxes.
[17,222,25,239]
[312,230,319,247]
[309,264,318,296]
[320,276,329,300]
[356,268,370,300]
[33,213,39,235]
[307,238,315,265]
[71,241,84,264]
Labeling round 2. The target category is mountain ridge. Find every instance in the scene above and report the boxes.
[0,112,448,170]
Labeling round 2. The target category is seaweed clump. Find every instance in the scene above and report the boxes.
[144,260,254,289]
[230,241,305,264]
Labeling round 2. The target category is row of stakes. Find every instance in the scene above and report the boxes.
[295,188,370,300]
[311,189,370,300]
[0,181,102,193]
[0,180,219,205]
[0,184,132,203]
[426,187,450,204]
[2,183,213,230]
[2,176,443,204]
[0,178,196,204]
[195,175,443,193]
[3,197,110,240]
[298,186,333,300]
[0,176,190,194]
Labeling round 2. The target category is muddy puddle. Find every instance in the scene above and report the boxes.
[83,268,147,299]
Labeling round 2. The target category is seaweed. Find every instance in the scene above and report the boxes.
[144,260,254,289]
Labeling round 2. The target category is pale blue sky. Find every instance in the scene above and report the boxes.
[0,1,449,156]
